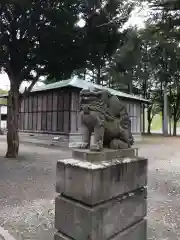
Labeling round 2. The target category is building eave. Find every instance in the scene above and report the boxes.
[32,78,150,103]
[0,78,150,103]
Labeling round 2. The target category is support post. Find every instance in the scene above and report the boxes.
[163,84,168,136]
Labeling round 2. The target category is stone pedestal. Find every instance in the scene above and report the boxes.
[54,148,147,240]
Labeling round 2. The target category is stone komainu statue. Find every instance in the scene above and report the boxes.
[79,88,134,151]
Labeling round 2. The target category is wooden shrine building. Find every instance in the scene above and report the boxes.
[17,78,148,145]
[0,79,149,146]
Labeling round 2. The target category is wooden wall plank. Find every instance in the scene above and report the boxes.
[52,92,58,111]
[42,95,47,112]
[52,111,57,132]
[57,111,63,132]
[42,112,47,131]
[64,92,70,111]
[58,91,64,110]
[24,98,28,112]
[38,95,43,111]
[37,112,42,131]
[29,96,32,113]
[47,92,52,111]
[20,100,25,113]
[70,90,80,133]
[70,112,78,132]
[28,113,33,130]
[24,113,28,130]
[63,111,69,133]
[33,113,37,130]
[47,112,52,131]
[72,91,80,111]
[33,96,38,112]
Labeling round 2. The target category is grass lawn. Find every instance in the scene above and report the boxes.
[151,114,162,131]
[144,114,162,131]
[149,113,180,132]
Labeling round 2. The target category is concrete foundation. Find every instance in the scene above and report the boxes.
[55,148,147,240]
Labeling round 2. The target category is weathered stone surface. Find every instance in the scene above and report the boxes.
[78,88,134,151]
[72,148,138,162]
[54,219,146,240]
[112,219,147,240]
[55,188,146,240]
[56,156,147,205]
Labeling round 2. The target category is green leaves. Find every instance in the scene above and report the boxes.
[74,0,134,84]
[0,0,87,85]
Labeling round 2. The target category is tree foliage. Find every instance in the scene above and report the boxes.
[124,0,180,134]
[94,0,180,135]
[107,28,142,92]
[0,0,91,157]
[0,0,87,87]
[0,0,138,157]
[68,0,136,85]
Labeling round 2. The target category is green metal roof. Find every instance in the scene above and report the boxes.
[0,78,149,103]
[32,78,149,103]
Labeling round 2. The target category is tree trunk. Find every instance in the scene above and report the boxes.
[6,86,19,158]
[0,129,4,135]
[169,116,172,136]
[147,107,152,135]
[128,83,133,94]
[142,104,145,133]
[83,69,86,80]
[173,119,177,136]
[96,64,101,85]
[160,80,164,134]
[147,121,152,135]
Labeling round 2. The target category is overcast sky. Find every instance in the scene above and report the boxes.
[0,3,149,91]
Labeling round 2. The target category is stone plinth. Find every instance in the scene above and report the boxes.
[54,219,147,240]
[72,148,138,162]
[55,148,147,240]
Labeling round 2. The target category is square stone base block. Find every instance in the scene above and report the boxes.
[56,151,147,205]
[55,188,146,240]
[54,219,147,240]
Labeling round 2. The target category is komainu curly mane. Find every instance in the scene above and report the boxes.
[78,88,134,151]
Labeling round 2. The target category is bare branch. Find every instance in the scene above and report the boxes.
[21,74,40,100]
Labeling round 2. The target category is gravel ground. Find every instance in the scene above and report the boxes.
[137,136,180,240]
[0,136,180,239]
[0,141,71,240]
